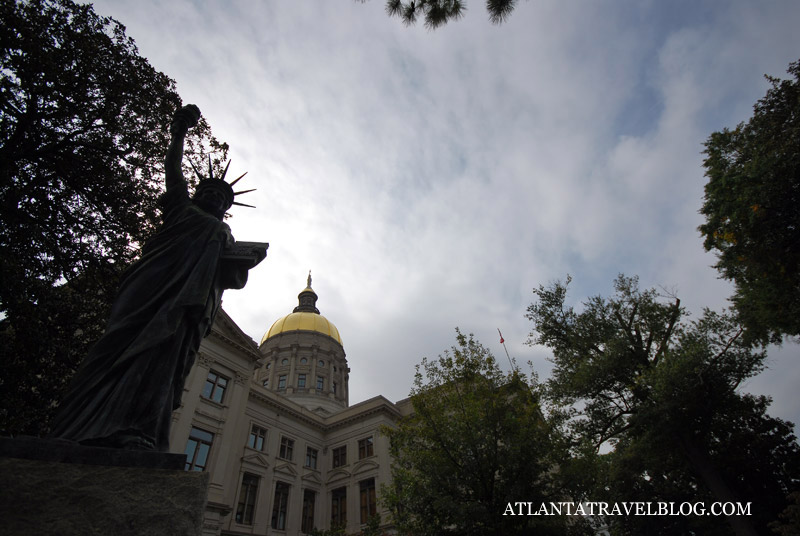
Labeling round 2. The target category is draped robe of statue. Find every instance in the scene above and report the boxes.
[50,106,258,451]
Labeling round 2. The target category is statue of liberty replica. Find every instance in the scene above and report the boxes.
[51,105,266,451]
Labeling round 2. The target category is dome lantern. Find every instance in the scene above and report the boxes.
[293,271,320,314]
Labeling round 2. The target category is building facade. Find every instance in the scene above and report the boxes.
[169,279,410,536]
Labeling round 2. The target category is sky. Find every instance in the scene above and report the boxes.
[89,0,800,426]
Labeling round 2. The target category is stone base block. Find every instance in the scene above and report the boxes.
[0,451,209,536]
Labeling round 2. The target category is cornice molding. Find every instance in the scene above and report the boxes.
[247,387,403,432]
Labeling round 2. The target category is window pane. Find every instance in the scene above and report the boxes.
[331,487,347,524]
[203,371,228,403]
[272,482,290,530]
[192,428,214,442]
[195,443,210,470]
[302,489,316,533]
[236,473,258,525]
[360,478,377,523]
[184,439,197,470]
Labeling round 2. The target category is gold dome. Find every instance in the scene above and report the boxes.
[260,311,342,345]
[260,275,342,345]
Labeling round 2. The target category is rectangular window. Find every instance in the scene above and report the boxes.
[358,436,374,459]
[360,478,377,524]
[279,436,294,461]
[332,445,346,468]
[278,375,287,390]
[302,489,316,533]
[184,427,214,471]
[235,473,259,525]
[298,373,306,388]
[331,486,347,525]
[316,376,324,390]
[202,370,228,403]
[247,424,267,451]
[333,382,337,394]
[271,481,290,530]
[305,446,318,469]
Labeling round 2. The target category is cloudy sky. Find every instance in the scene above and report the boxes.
[90,0,800,424]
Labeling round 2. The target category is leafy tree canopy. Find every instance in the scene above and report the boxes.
[699,59,800,344]
[383,329,587,536]
[0,0,228,435]
[527,275,800,536]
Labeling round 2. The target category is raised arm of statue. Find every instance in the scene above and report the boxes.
[165,104,201,193]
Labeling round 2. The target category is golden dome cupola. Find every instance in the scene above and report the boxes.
[258,273,348,414]
[260,273,342,346]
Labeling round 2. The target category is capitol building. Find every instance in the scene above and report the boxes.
[169,277,410,535]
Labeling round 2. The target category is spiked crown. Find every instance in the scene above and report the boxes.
[191,156,256,215]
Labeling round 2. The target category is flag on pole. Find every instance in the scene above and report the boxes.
[497,328,515,370]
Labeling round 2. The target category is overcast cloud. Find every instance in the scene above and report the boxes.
[89,0,800,425]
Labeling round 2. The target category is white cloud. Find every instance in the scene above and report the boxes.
[90,0,800,424]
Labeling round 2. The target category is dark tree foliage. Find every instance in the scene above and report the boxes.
[699,59,800,344]
[0,0,228,435]
[359,0,518,29]
[527,275,800,536]
[382,330,586,536]
[772,491,800,536]
[595,394,800,536]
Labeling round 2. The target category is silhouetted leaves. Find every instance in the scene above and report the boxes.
[0,0,228,435]
[362,0,518,29]
[527,275,800,535]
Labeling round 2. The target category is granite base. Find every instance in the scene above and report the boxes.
[0,437,208,536]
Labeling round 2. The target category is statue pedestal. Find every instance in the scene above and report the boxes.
[0,437,209,536]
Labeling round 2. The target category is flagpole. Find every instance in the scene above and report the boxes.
[497,328,516,372]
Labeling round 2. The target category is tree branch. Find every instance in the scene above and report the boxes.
[652,298,680,365]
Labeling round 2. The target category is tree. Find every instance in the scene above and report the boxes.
[526,275,800,536]
[593,393,800,536]
[699,59,800,344]
[382,329,582,536]
[0,0,228,435]
[359,0,519,29]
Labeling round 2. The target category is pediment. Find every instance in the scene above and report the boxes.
[212,308,260,355]
[241,453,270,468]
[353,459,380,475]
[301,471,323,485]
[274,462,298,478]
[325,468,351,484]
